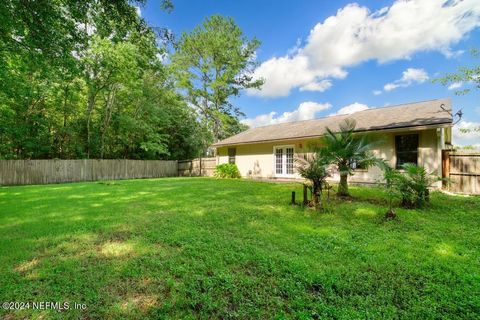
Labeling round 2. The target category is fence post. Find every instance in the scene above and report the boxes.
[442,150,450,189]
[303,184,308,205]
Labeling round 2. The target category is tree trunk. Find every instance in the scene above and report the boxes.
[100,86,116,159]
[337,172,349,197]
[86,93,95,159]
[385,209,396,219]
[313,190,320,207]
[213,117,221,143]
[303,184,308,205]
[60,84,69,157]
[385,196,396,219]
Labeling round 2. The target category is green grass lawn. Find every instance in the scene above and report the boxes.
[0,178,479,319]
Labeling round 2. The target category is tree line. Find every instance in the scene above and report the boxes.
[0,0,261,160]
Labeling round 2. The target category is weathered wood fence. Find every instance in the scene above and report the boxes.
[0,159,178,186]
[443,150,480,194]
[178,158,216,177]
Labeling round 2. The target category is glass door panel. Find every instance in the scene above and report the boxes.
[275,148,283,174]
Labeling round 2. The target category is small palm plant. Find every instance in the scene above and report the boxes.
[396,163,441,208]
[322,119,380,197]
[296,150,332,209]
[379,162,443,212]
[379,161,401,219]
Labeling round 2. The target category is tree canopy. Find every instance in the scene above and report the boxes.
[0,2,254,160]
[172,15,262,149]
[433,48,480,135]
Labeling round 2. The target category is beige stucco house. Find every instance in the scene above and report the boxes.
[213,99,453,188]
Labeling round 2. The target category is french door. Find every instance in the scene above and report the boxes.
[274,146,294,177]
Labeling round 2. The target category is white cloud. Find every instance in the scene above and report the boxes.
[330,102,370,116]
[383,83,398,92]
[287,38,302,56]
[443,49,465,58]
[453,120,480,147]
[299,79,332,92]
[246,56,344,97]
[373,90,382,96]
[241,112,277,128]
[401,68,429,82]
[241,101,331,128]
[383,68,429,92]
[448,81,463,90]
[249,0,480,97]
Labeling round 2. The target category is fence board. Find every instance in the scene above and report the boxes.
[178,158,216,177]
[0,159,178,186]
[444,151,480,194]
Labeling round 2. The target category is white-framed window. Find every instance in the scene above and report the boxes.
[274,145,295,177]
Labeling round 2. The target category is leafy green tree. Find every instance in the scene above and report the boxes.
[0,0,149,159]
[217,114,250,141]
[434,48,479,96]
[0,0,206,161]
[172,15,263,148]
[0,0,172,62]
[110,70,204,160]
[80,32,203,160]
[81,36,141,158]
[434,48,480,135]
[322,119,380,197]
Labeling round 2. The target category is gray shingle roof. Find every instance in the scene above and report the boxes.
[213,98,452,147]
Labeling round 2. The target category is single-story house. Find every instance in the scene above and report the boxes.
[213,98,453,188]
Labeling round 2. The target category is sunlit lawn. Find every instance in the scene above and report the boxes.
[0,178,479,319]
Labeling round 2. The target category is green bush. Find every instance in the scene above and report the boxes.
[214,163,241,179]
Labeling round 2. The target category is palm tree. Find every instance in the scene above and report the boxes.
[322,119,380,197]
[296,149,332,208]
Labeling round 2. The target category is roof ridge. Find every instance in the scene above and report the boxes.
[358,97,451,112]
[242,98,451,131]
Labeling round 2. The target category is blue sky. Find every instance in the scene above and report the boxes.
[140,0,480,146]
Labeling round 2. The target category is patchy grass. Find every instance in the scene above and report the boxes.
[0,178,479,319]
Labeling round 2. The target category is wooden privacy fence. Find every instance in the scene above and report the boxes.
[443,150,480,194]
[0,159,178,186]
[178,158,216,177]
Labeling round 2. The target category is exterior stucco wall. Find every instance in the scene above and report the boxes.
[217,139,308,179]
[217,128,443,187]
